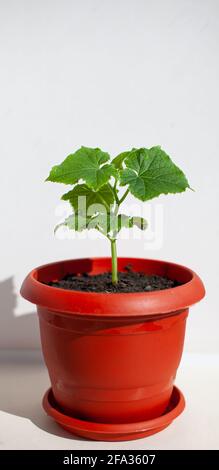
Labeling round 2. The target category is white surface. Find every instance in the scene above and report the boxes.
[0,350,218,450]
[0,0,218,353]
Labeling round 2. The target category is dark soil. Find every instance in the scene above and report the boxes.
[46,270,179,293]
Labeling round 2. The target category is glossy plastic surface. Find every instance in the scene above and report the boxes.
[43,386,185,441]
[38,306,188,423]
[21,257,205,317]
[21,258,205,426]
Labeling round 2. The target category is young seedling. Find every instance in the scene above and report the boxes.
[46,146,190,284]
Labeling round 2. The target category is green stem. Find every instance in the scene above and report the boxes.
[98,193,110,212]
[112,187,119,205]
[119,188,129,205]
[110,239,118,284]
[108,184,129,284]
[111,180,119,205]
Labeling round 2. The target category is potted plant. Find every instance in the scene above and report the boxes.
[21,146,205,441]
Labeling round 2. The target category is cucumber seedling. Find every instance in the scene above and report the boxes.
[46,146,190,284]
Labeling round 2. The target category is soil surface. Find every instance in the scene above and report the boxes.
[46,269,179,293]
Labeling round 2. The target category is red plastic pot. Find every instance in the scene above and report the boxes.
[21,258,205,438]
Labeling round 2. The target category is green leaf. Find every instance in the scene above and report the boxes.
[61,184,115,212]
[88,212,148,238]
[55,212,147,238]
[112,148,136,169]
[112,151,130,170]
[124,215,148,230]
[55,212,106,234]
[119,146,190,201]
[116,214,147,232]
[46,146,116,190]
[54,214,90,233]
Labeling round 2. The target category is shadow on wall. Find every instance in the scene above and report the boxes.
[0,278,81,440]
[0,277,40,348]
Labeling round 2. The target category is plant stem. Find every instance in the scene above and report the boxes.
[108,184,129,284]
[110,239,118,284]
[119,188,129,205]
[98,193,110,212]
[112,187,119,205]
[112,180,119,205]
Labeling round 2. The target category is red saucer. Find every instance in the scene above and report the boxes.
[43,386,185,441]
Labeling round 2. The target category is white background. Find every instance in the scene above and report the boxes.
[0,0,218,354]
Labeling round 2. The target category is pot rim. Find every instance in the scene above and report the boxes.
[20,257,205,317]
